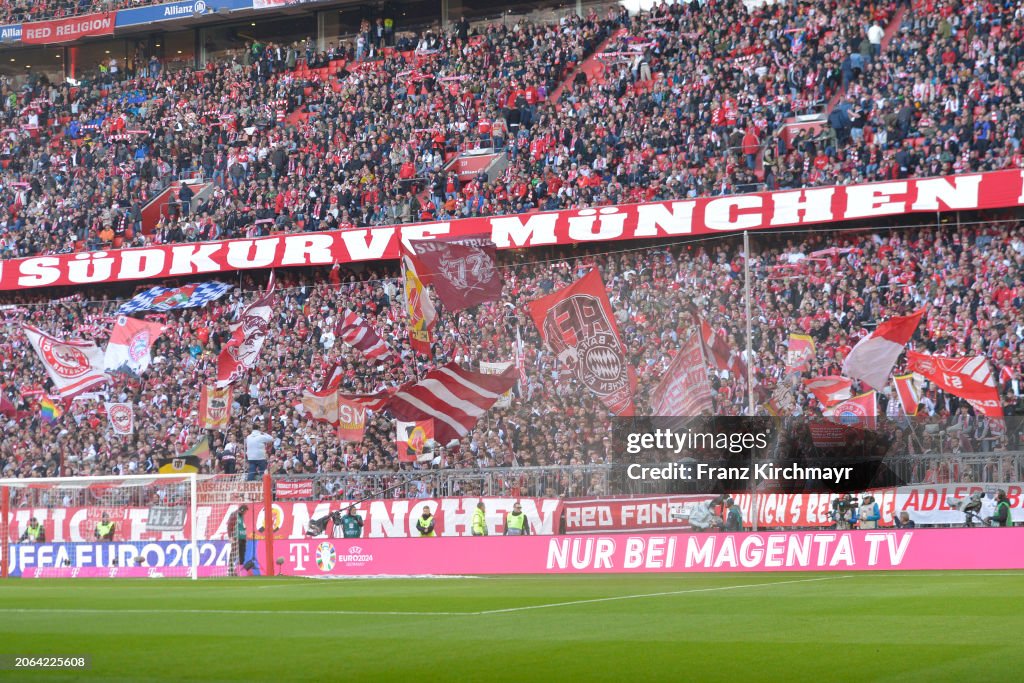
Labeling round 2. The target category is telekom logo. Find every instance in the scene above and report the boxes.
[289,543,311,572]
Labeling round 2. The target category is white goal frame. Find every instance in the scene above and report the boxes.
[0,473,199,580]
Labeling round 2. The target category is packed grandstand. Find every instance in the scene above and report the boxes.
[0,0,1023,501]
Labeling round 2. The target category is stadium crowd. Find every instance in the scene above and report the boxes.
[2,0,1024,261]
[1,0,1024,493]
[1,217,1024,493]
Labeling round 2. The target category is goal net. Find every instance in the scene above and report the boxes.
[1,474,266,579]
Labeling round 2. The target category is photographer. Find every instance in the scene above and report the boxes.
[987,490,1013,527]
[831,494,858,531]
[687,496,726,532]
[858,496,880,530]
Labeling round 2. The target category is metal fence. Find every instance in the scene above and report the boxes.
[271,452,1024,501]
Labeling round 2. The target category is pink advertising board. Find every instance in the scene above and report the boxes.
[284,528,1024,576]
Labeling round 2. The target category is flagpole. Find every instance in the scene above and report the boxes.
[744,230,758,533]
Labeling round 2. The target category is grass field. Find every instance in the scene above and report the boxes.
[1,571,1023,682]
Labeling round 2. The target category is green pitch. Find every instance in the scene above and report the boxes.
[1,571,1023,682]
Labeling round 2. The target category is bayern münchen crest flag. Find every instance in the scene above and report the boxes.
[527,269,636,416]
[23,325,108,399]
[103,315,165,377]
[104,402,135,435]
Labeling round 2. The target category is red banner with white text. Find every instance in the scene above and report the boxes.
[1,171,1022,291]
[562,495,718,533]
[21,12,114,44]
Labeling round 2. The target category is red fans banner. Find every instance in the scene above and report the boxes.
[386,362,517,445]
[216,273,276,387]
[199,386,232,429]
[650,334,712,416]
[21,13,115,44]
[906,352,1004,417]
[104,402,134,435]
[406,235,502,311]
[528,269,636,416]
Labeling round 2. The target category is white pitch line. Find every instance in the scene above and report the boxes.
[0,607,465,617]
[474,575,853,615]
[0,575,853,619]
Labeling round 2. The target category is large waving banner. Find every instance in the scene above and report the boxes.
[1,171,1022,291]
[528,269,636,416]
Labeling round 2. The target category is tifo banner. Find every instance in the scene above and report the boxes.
[562,495,717,534]
[4,541,229,577]
[2,171,1023,290]
[480,361,514,408]
[21,12,114,44]
[282,529,1024,576]
[2,497,562,543]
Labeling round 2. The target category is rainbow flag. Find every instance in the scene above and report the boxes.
[39,396,61,424]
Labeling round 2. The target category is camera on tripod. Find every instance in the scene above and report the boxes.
[306,510,344,537]
[946,491,992,527]
[831,494,859,530]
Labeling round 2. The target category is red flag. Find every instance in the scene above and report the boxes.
[335,309,398,363]
[892,374,921,416]
[216,273,276,387]
[338,391,392,413]
[699,319,748,380]
[385,362,517,445]
[396,419,434,462]
[0,392,16,418]
[407,235,502,310]
[650,334,712,416]
[785,333,815,375]
[199,385,232,429]
[401,250,436,356]
[825,391,877,429]
[803,375,853,407]
[23,325,108,399]
[527,269,636,416]
[842,309,925,390]
[906,352,1004,417]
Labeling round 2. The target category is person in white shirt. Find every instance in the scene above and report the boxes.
[867,22,884,57]
[245,421,275,481]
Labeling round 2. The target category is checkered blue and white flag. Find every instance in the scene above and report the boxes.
[116,282,235,315]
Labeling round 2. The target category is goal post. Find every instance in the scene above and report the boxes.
[0,473,268,579]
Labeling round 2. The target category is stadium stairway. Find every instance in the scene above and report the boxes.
[549,28,627,103]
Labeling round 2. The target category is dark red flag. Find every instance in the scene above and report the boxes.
[527,269,636,416]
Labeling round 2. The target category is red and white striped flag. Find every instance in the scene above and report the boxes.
[335,309,398,363]
[842,309,925,390]
[385,362,517,445]
[803,375,853,407]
